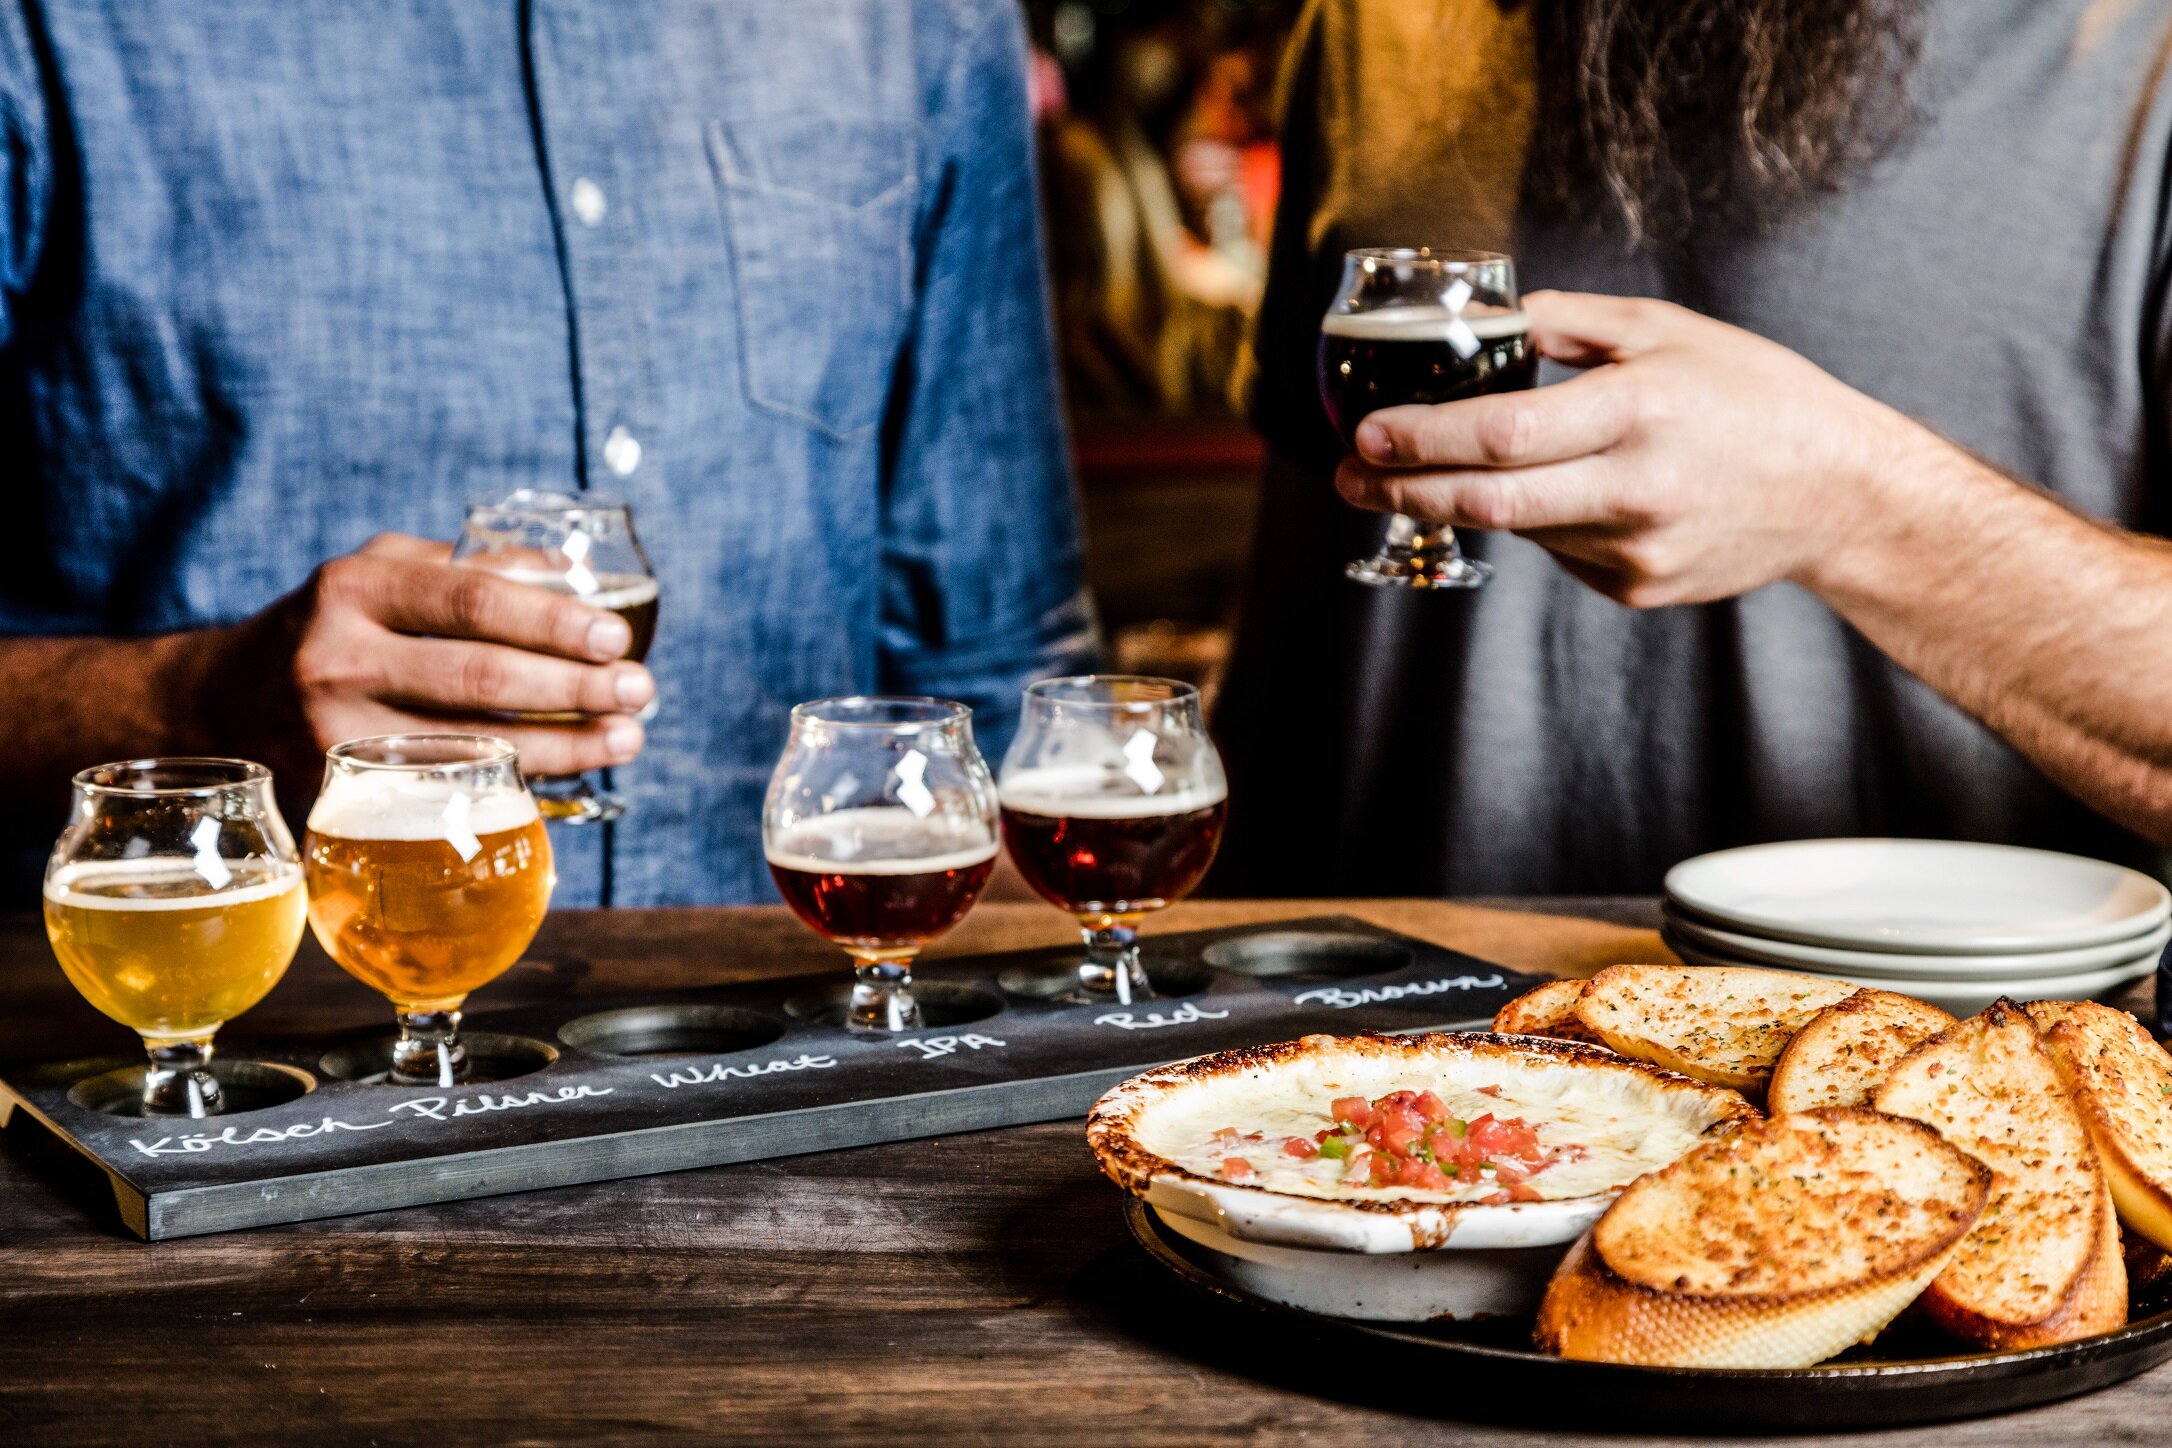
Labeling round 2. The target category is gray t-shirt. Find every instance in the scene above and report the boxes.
[1214,0,2172,896]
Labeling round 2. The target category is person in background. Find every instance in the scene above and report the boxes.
[0,1,1092,907]
[1215,0,2172,896]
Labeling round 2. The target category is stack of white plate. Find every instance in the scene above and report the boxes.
[1661,839,2171,1017]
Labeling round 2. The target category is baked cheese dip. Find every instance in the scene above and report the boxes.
[1100,1033,1752,1208]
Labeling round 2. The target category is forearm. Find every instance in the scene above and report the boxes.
[1803,417,2172,840]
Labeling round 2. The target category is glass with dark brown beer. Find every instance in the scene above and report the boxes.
[764,698,999,1032]
[997,677,1226,1003]
[43,759,307,1117]
[454,489,658,823]
[304,735,554,1085]
[1320,247,1534,589]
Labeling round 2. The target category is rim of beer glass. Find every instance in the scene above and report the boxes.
[789,696,971,734]
[464,487,632,521]
[326,733,520,772]
[1345,246,1509,270]
[1023,675,1200,714]
[71,757,273,797]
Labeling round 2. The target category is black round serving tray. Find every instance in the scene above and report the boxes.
[1123,1197,2172,1432]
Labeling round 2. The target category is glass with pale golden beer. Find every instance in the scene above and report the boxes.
[453,488,658,823]
[43,759,307,1117]
[997,677,1227,1004]
[764,698,999,1032]
[304,735,554,1085]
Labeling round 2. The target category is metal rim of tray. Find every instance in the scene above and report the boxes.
[1122,1195,2172,1431]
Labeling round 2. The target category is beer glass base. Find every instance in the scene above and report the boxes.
[390,1007,470,1087]
[1070,921,1156,1005]
[847,957,923,1033]
[532,777,625,824]
[1346,513,1491,589]
[140,1034,222,1117]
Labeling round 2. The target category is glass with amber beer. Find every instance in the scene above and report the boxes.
[998,677,1227,1004]
[44,759,308,1117]
[454,489,658,823]
[304,735,554,1085]
[764,698,999,1032]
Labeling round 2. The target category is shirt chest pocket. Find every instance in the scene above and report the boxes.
[707,115,917,438]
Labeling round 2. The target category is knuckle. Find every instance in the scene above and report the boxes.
[1457,478,1519,532]
[1473,404,1534,466]
[444,571,498,635]
[312,556,365,610]
[456,648,511,705]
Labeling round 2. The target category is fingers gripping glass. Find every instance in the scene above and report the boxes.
[997,677,1228,1004]
[453,489,658,823]
[764,699,1000,1033]
[303,735,555,1086]
[1320,248,1536,589]
[43,760,308,1117]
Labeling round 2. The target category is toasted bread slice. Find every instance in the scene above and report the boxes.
[1492,979,1605,1045]
[1535,1108,1989,1368]
[1572,963,1858,1092]
[1768,989,1955,1115]
[2024,1000,2172,1253]
[1872,1001,2127,1348]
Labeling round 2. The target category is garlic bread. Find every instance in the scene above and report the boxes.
[1492,978,1605,1046]
[1535,1108,1989,1368]
[1872,1000,2127,1348]
[1768,989,1955,1116]
[2024,999,2172,1253]
[1572,963,1858,1092]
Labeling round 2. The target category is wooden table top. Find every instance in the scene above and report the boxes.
[1,898,2160,1446]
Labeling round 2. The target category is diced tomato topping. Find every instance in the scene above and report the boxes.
[1282,1135,1319,1159]
[1322,1088,1557,1199]
[1331,1096,1374,1128]
[1475,1085,1503,1098]
[1415,1090,1450,1122]
[1220,1157,1255,1181]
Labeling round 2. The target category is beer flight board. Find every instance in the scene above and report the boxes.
[0,917,1542,1239]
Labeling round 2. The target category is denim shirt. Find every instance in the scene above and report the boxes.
[0,1,1094,905]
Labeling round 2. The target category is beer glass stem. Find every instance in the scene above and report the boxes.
[1347,512,1493,589]
[1079,921,1154,1003]
[391,1007,469,1087]
[140,1033,222,1117]
[848,954,922,1033]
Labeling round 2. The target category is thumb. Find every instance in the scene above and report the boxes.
[1522,290,1682,369]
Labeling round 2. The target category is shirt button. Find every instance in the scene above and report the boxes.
[603,426,642,476]
[570,177,607,226]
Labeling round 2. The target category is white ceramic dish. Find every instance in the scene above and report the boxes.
[1664,840,2169,955]
[1151,1204,1570,1321]
[1088,1032,1752,1255]
[1660,906,2172,981]
[1660,929,2159,1017]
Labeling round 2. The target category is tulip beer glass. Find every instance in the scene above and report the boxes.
[998,677,1227,1003]
[1320,247,1535,588]
[304,735,554,1085]
[454,489,658,822]
[764,698,999,1032]
[43,759,308,1116]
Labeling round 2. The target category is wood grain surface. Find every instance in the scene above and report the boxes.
[1,899,2160,1447]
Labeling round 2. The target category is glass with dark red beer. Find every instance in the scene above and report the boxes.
[764,697,999,1032]
[997,676,1227,1004]
[1320,247,1534,589]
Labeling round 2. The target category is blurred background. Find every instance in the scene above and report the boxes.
[1022,0,1301,706]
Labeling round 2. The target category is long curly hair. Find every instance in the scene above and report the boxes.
[1527,0,1925,248]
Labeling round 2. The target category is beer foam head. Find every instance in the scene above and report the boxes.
[998,766,1227,820]
[306,771,541,841]
[765,807,998,875]
[1320,304,1528,342]
[45,857,302,909]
